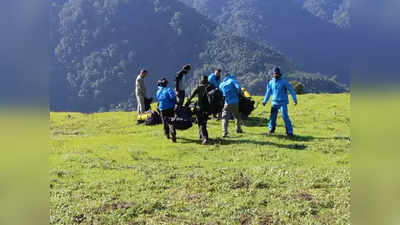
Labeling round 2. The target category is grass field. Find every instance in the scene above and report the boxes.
[50,94,350,225]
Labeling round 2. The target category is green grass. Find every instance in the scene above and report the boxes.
[50,94,350,225]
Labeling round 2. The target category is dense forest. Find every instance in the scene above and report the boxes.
[178,0,352,84]
[51,0,347,112]
[299,0,351,28]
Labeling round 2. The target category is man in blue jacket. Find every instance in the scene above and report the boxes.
[219,74,243,137]
[263,67,298,136]
[156,78,177,143]
[208,68,222,89]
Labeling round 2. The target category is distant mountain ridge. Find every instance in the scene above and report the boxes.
[178,0,352,84]
[50,0,346,112]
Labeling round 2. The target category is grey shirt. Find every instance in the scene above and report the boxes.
[135,75,146,97]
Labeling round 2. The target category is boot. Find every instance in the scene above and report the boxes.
[268,127,276,134]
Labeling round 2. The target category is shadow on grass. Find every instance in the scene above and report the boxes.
[178,137,307,151]
[242,117,268,127]
[258,134,350,142]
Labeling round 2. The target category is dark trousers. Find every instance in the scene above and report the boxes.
[160,108,176,139]
[177,90,185,107]
[196,111,209,141]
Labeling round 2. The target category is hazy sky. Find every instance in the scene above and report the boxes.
[0,1,49,103]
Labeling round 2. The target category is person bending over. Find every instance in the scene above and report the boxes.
[262,67,298,137]
[156,78,177,143]
[175,64,192,107]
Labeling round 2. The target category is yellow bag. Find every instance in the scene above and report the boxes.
[137,111,152,121]
[242,88,251,98]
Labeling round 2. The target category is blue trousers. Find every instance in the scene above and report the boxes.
[268,104,293,135]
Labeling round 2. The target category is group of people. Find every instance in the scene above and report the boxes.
[135,65,298,145]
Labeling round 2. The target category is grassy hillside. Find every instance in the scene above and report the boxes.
[50,94,350,224]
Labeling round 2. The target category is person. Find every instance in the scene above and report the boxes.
[219,74,243,137]
[135,69,148,115]
[175,64,192,107]
[208,68,222,89]
[156,78,177,143]
[262,67,298,137]
[185,76,211,145]
[208,68,222,119]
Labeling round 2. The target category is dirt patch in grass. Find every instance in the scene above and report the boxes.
[239,215,252,225]
[52,130,83,136]
[72,214,86,224]
[96,201,135,214]
[231,173,252,189]
[129,149,149,161]
[186,192,204,202]
[259,214,274,225]
[297,192,313,201]
[255,181,271,189]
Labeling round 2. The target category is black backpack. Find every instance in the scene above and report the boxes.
[206,86,224,115]
[145,110,162,126]
[239,94,255,117]
[172,106,194,130]
[144,97,153,111]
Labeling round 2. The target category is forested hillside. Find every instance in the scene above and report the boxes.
[299,0,351,28]
[178,0,352,84]
[51,0,346,112]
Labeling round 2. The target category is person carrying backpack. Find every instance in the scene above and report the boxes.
[208,68,222,89]
[156,78,177,143]
[262,67,298,137]
[175,64,192,107]
[185,76,211,145]
[219,74,243,137]
[208,68,223,119]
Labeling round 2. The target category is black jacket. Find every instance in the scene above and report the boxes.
[175,69,188,92]
[187,83,210,111]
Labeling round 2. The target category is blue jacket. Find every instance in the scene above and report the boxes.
[156,86,177,110]
[208,73,221,89]
[263,78,297,106]
[219,75,242,104]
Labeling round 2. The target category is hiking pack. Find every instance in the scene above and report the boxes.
[206,87,224,115]
[145,110,162,126]
[137,110,162,125]
[239,94,255,118]
[137,111,151,121]
[144,97,153,112]
[172,106,194,130]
